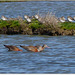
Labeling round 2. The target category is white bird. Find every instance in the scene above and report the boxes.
[24,15,29,19]
[67,16,74,22]
[73,16,75,21]
[1,16,8,20]
[26,18,31,23]
[24,15,31,23]
[34,14,40,19]
[59,16,66,22]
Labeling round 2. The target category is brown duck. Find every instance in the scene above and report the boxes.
[4,45,22,51]
[20,44,50,52]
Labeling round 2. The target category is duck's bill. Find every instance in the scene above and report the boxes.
[47,46,50,48]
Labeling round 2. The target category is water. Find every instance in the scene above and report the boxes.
[0,35,75,73]
[0,1,75,73]
[0,1,75,18]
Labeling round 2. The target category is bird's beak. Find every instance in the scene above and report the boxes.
[46,46,50,48]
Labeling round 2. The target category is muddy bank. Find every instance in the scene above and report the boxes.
[0,19,75,36]
[0,26,75,36]
[32,28,75,36]
[0,0,75,2]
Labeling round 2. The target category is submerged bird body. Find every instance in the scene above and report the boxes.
[4,45,22,51]
[20,44,50,52]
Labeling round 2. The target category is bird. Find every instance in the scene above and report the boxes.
[34,14,40,19]
[59,16,66,22]
[67,16,74,22]
[20,44,50,52]
[24,15,31,23]
[26,18,31,23]
[73,16,75,21]
[31,16,35,19]
[4,45,22,51]
[1,16,8,20]
[24,15,29,19]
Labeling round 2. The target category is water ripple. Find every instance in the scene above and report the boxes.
[0,35,75,73]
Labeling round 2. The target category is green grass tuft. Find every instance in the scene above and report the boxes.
[0,20,20,28]
[29,19,44,30]
[60,22,75,30]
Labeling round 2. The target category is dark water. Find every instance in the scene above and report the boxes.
[0,1,75,18]
[0,35,75,73]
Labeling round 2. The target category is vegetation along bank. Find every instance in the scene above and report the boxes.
[0,13,75,36]
[0,0,75,2]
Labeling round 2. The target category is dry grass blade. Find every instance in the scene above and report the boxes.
[38,12,59,29]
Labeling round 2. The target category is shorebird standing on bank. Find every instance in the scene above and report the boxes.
[24,15,29,19]
[67,16,74,22]
[1,16,8,20]
[20,44,50,52]
[38,17,45,24]
[59,16,66,22]
[34,14,45,23]
[4,45,23,51]
[73,16,75,21]
[26,18,31,23]
[24,15,31,23]
[31,16,35,19]
[34,14,40,19]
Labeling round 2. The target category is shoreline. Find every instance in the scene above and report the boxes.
[0,0,75,2]
[0,19,75,36]
[0,12,75,36]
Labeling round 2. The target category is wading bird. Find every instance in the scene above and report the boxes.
[59,16,66,22]
[67,16,74,22]
[1,16,8,20]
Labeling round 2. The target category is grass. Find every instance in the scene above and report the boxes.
[0,16,75,35]
[0,19,75,30]
[60,22,75,30]
[29,19,44,30]
[0,20,20,28]
[36,12,59,30]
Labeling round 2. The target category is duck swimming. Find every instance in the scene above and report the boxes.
[4,45,22,51]
[20,44,50,52]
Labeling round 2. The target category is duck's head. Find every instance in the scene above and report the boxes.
[43,44,50,48]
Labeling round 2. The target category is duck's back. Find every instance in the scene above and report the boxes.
[4,45,18,51]
[20,46,38,52]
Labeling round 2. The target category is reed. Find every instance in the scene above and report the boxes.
[38,12,59,29]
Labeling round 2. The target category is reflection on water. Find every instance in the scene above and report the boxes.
[0,1,75,18]
[0,35,75,73]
